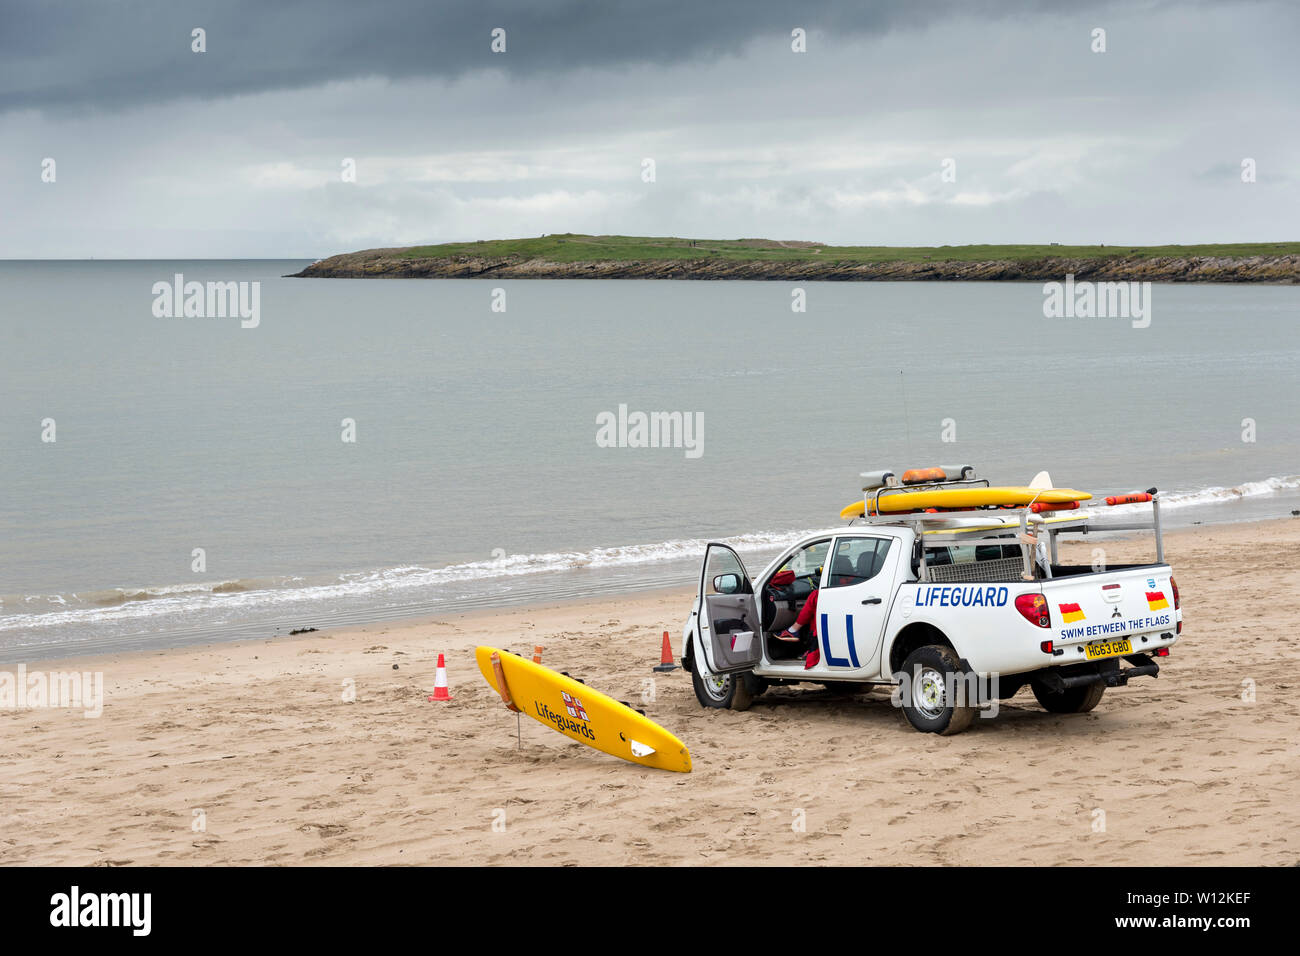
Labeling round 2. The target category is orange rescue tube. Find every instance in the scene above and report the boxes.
[1105,492,1153,506]
[1030,500,1080,513]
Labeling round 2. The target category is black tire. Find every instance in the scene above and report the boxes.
[689,662,765,711]
[1032,679,1106,714]
[899,645,978,735]
[691,662,737,709]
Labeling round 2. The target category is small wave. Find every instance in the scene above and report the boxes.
[1101,474,1300,512]
[2,579,271,616]
[0,528,816,633]
[94,590,155,607]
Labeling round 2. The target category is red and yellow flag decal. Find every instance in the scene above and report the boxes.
[1146,590,1170,611]
[1058,602,1086,623]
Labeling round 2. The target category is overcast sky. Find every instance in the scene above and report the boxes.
[1,0,1296,258]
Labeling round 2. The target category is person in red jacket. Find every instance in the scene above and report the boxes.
[772,568,824,669]
[773,557,863,669]
[775,587,822,669]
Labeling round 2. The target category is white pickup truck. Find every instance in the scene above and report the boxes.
[682,480,1181,734]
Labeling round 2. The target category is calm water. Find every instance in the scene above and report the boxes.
[1,261,1297,661]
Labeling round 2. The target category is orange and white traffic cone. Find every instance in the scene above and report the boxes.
[427,653,453,701]
[653,631,678,672]
[532,645,544,664]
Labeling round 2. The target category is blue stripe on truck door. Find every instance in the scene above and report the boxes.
[820,613,860,668]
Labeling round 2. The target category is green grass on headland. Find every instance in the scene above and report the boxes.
[395,234,1300,264]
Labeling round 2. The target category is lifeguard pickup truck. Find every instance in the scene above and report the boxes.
[681,468,1182,734]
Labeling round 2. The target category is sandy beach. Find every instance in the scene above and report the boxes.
[2,517,1297,867]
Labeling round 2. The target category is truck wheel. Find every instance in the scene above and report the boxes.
[691,666,736,709]
[1032,679,1106,714]
[899,645,977,735]
[690,667,763,710]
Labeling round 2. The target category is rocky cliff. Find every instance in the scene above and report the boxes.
[292,248,1300,283]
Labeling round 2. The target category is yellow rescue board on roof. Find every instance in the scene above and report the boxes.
[839,486,1092,519]
[474,646,692,773]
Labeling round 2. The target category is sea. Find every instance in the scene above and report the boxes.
[1,260,1297,663]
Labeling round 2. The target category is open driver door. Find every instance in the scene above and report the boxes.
[696,543,763,675]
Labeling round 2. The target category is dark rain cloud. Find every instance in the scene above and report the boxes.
[2,0,1160,113]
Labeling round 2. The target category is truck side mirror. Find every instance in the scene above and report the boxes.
[713,573,740,594]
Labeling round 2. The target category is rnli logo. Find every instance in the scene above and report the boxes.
[561,691,589,722]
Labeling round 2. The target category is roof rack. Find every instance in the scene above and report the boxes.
[848,493,1166,582]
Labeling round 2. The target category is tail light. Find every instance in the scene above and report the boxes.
[1015,593,1051,628]
[1155,647,1169,657]
[1040,640,1054,654]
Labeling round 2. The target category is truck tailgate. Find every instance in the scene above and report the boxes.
[1042,566,1177,652]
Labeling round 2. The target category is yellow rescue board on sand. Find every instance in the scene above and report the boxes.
[839,486,1092,520]
[475,646,692,773]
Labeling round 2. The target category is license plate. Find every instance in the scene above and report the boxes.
[1085,637,1132,660]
